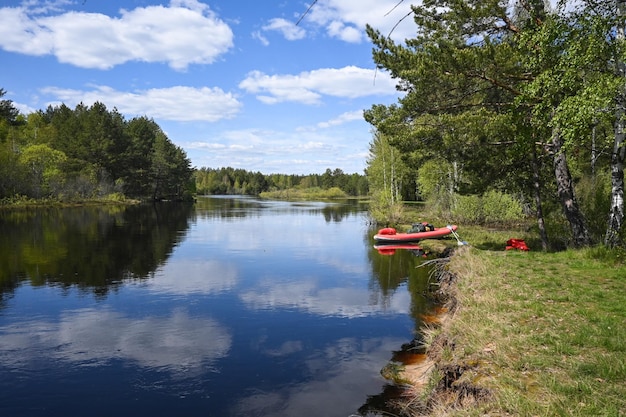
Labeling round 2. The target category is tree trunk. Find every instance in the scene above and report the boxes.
[551,128,591,247]
[152,177,160,201]
[605,0,626,247]
[531,147,549,251]
[605,114,625,247]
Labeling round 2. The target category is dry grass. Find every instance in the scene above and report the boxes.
[414,244,626,416]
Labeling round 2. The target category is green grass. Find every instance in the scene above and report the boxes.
[425,245,626,416]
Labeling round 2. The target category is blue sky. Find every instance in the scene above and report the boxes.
[0,0,420,175]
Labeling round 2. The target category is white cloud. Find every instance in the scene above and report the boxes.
[316,110,364,128]
[19,0,73,15]
[0,0,234,70]
[186,126,369,174]
[252,30,270,46]
[326,20,362,43]
[301,0,417,43]
[262,17,306,41]
[13,101,38,116]
[239,66,397,105]
[41,85,242,122]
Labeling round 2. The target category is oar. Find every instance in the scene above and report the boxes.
[447,225,468,246]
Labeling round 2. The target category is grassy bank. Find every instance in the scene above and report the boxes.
[0,193,140,208]
[412,235,626,416]
[259,186,349,200]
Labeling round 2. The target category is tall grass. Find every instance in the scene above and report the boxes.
[423,246,626,416]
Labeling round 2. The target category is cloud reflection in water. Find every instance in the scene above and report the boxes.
[240,278,411,318]
[145,258,238,295]
[0,308,232,374]
[232,337,402,417]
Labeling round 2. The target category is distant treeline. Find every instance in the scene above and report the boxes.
[1,89,368,203]
[0,92,194,202]
[195,167,369,197]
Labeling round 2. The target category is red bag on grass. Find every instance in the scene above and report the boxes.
[506,238,529,251]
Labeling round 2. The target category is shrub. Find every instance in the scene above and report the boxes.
[576,172,612,243]
[481,190,524,223]
[451,190,524,225]
[369,190,404,226]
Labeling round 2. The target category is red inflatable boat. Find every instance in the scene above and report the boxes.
[374,224,458,244]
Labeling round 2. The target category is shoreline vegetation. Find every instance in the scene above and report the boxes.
[383,227,625,417]
[0,193,141,209]
[259,186,351,200]
[0,186,363,208]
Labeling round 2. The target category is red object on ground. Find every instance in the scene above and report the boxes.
[506,238,529,251]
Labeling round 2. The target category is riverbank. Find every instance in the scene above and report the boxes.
[0,194,141,209]
[390,237,626,416]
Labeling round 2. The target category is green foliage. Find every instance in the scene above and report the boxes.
[195,166,367,197]
[481,190,525,223]
[417,158,456,210]
[451,194,482,224]
[364,127,412,202]
[364,0,625,248]
[0,98,193,202]
[260,186,348,200]
[368,189,404,226]
[576,172,613,243]
[451,190,524,225]
[0,88,20,126]
[103,192,128,202]
[0,194,37,206]
[18,144,67,198]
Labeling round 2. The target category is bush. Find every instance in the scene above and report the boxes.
[576,172,612,243]
[368,190,404,226]
[451,190,524,225]
[482,190,524,223]
[452,194,482,223]
[103,192,127,202]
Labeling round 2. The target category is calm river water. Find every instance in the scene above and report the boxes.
[0,196,436,417]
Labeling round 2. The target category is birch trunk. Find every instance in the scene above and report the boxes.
[605,0,626,247]
[552,128,591,247]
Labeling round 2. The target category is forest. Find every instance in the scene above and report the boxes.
[363,0,625,249]
[0,91,368,203]
[194,167,368,197]
[0,92,194,202]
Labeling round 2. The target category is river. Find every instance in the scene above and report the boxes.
[0,196,435,417]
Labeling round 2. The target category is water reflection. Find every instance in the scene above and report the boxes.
[240,277,411,318]
[147,259,239,295]
[0,307,231,374]
[232,337,405,417]
[194,195,368,223]
[0,203,193,298]
[0,197,436,417]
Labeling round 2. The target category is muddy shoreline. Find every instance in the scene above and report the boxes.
[380,247,490,416]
